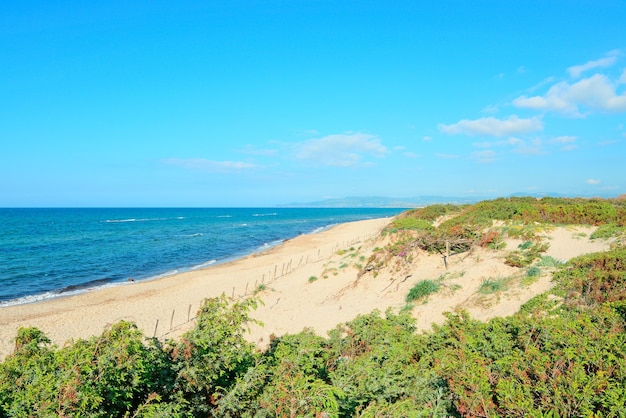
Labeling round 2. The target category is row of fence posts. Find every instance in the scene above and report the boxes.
[152,234,371,339]
[153,303,194,338]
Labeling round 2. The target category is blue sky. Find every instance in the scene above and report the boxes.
[1,1,625,207]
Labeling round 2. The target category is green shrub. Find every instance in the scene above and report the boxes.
[479,277,510,294]
[406,280,440,303]
[392,217,434,231]
[505,242,550,267]
[526,266,541,277]
[535,255,562,267]
[591,223,626,239]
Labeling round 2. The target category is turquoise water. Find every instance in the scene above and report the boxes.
[0,208,403,306]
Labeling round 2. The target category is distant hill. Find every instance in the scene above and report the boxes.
[278,192,620,208]
[278,196,487,208]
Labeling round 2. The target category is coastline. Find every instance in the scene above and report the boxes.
[1,216,613,362]
[0,217,392,360]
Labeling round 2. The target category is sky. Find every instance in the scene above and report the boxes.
[1,1,625,207]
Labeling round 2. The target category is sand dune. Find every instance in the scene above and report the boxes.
[0,218,613,360]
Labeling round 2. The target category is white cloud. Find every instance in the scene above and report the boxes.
[404,151,419,158]
[567,52,618,79]
[513,138,544,156]
[471,150,497,163]
[422,135,432,141]
[293,133,388,167]
[513,74,626,115]
[163,158,257,172]
[438,115,543,137]
[586,179,601,185]
[474,137,524,148]
[619,69,626,84]
[436,153,460,159]
[482,104,499,114]
[551,136,578,151]
[552,135,577,143]
[236,145,278,156]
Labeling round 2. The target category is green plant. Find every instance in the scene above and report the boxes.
[479,277,510,294]
[505,241,550,267]
[526,266,541,277]
[406,280,440,303]
[253,283,268,294]
[391,217,434,231]
[591,223,626,240]
[535,255,562,267]
[308,275,318,283]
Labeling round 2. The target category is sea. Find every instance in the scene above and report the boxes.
[0,207,404,307]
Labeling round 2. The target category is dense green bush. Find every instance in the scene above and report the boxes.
[391,217,433,231]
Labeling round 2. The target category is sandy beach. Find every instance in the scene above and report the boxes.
[0,217,614,361]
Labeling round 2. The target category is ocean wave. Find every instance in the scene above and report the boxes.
[147,270,179,280]
[0,291,60,307]
[190,260,217,270]
[310,224,335,234]
[0,281,124,308]
[252,212,278,217]
[104,217,177,223]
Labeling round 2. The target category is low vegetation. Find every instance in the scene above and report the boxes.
[365,196,625,277]
[2,196,626,416]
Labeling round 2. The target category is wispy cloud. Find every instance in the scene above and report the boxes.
[236,144,278,157]
[436,153,460,159]
[552,136,578,151]
[293,133,388,167]
[567,50,619,78]
[471,150,497,163]
[552,135,577,143]
[473,137,523,148]
[163,158,258,172]
[513,138,544,156]
[439,115,543,137]
[586,178,601,185]
[513,74,626,116]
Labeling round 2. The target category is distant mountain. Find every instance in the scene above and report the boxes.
[278,196,486,208]
[278,192,622,208]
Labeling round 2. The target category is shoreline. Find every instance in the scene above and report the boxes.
[0,217,392,360]
[2,216,612,362]
[0,222,340,309]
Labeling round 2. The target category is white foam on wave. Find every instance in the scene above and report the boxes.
[0,282,124,308]
[311,224,334,234]
[252,212,278,217]
[148,270,180,280]
[190,260,217,270]
[104,217,169,223]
